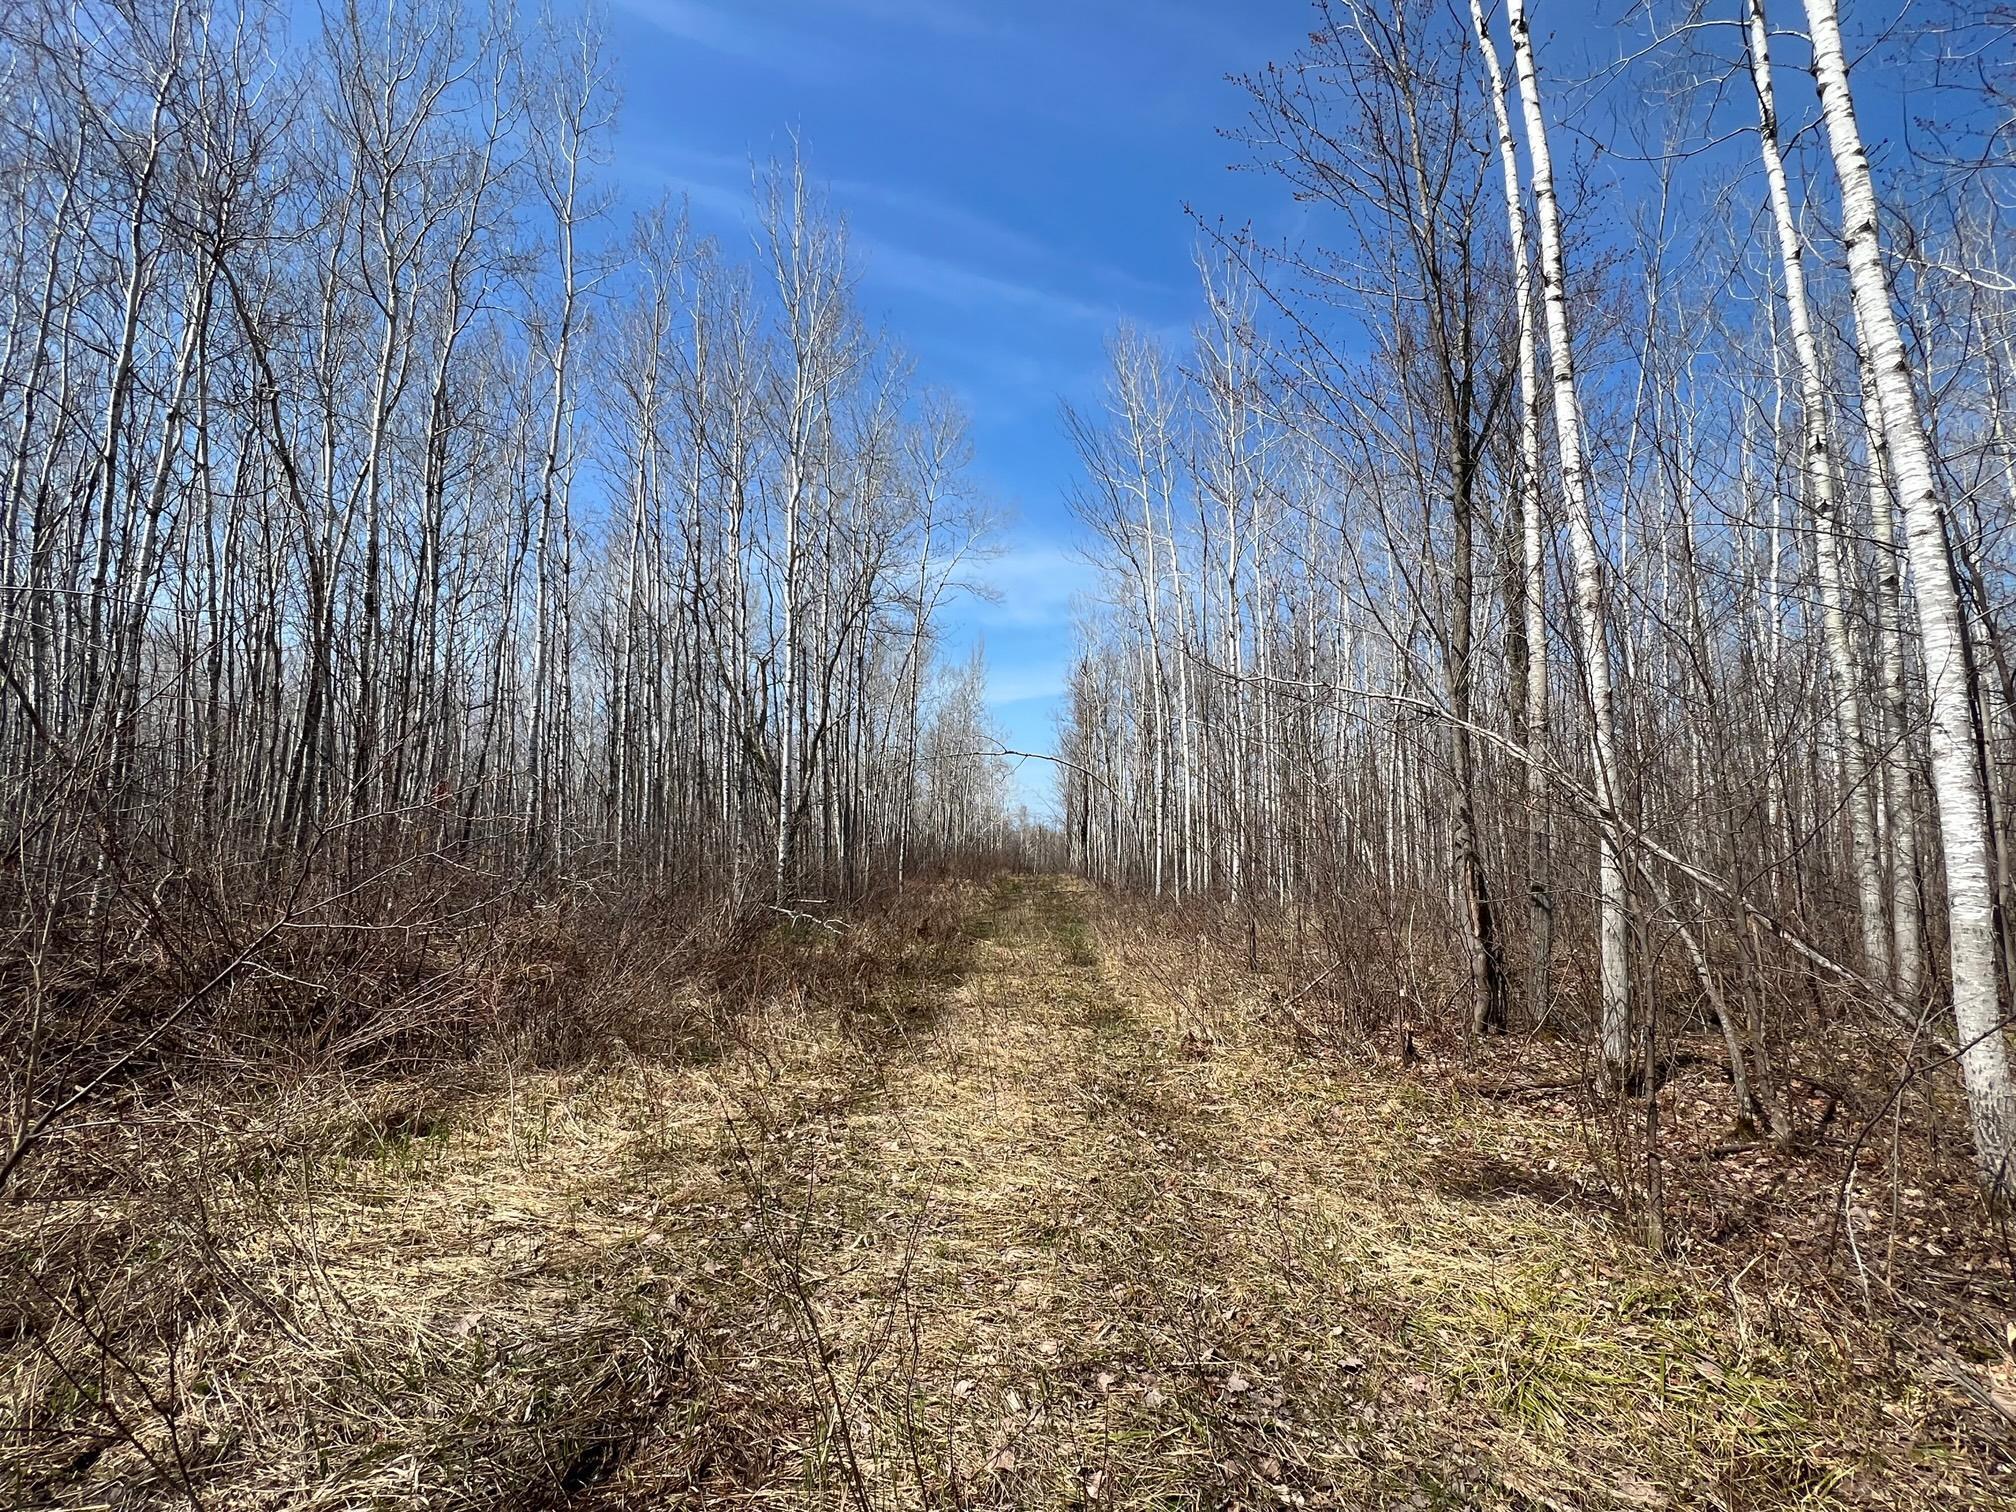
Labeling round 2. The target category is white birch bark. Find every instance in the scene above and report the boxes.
[1743,0,1888,983]
[1505,0,1631,1077]
[1802,0,2015,1196]
[1860,361,1924,1000]
[1472,0,1552,1019]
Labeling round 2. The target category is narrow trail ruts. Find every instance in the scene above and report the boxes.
[73,874,1985,1509]
[644,874,1909,1510]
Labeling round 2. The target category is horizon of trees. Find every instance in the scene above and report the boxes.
[0,0,1031,1188]
[1056,0,2016,1200]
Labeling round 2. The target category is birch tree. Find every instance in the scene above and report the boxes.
[1504,0,1631,1080]
[1799,0,2016,1197]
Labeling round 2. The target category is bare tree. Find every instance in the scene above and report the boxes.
[1800,0,2016,1198]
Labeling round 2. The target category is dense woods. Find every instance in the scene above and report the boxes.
[0,0,1019,1187]
[1059,0,2016,1206]
[7,0,2016,1504]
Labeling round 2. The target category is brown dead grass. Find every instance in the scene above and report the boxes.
[5,874,2013,1508]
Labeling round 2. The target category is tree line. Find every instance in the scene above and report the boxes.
[1058,0,2016,1200]
[0,0,1017,1181]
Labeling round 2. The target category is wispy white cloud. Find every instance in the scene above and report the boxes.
[971,542,1097,629]
[830,177,1056,266]
[613,128,1187,353]
[611,151,1154,354]
[984,657,1074,706]
[606,143,750,224]
[857,238,1116,326]
[815,0,1013,40]
[838,177,1185,309]
[612,0,847,78]
[613,0,1018,80]
[612,0,759,55]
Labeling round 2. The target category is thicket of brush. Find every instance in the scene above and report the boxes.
[1,841,993,1506]
[0,0,1039,1496]
[1057,0,2016,1217]
[1091,881,2016,1317]
[0,2,1038,1488]
[0,0,1025,1205]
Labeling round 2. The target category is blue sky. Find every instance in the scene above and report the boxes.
[598,0,1313,814]
[587,0,1957,817]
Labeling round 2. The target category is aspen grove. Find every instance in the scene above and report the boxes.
[0,0,1016,1183]
[8,1,2016,1503]
[1058,0,2016,1203]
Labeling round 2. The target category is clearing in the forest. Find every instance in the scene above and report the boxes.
[7,875,2010,1509]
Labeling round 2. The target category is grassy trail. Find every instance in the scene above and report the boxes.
[598,875,1949,1509]
[21,875,2000,1509]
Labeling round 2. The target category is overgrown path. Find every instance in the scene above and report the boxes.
[596,875,1983,1508]
[26,876,2004,1508]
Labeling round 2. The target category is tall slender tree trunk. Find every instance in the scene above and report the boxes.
[1472,0,1552,1023]
[1744,0,1888,984]
[1802,0,2016,1198]
[1860,363,1925,1001]
[1506,0,1631,1079]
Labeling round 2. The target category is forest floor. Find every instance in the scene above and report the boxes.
[9,874,2016,1509]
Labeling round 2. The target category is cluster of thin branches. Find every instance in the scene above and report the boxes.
[0,0,1017,1186]
[1060,0,2016,1199]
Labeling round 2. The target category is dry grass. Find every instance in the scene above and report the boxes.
[5,874,2012,1508]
